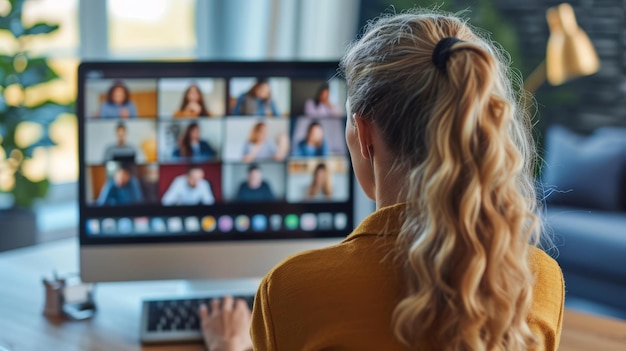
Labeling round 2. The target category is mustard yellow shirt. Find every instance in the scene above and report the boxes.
[251,204,565,350]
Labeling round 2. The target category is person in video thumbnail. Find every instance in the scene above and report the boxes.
[306,163,332,200]
[232,79,279,116]
[103,123,139,162]
[174,84,212,118]
[97,163,143,206]
[173,122,217,160]
[236,164,275,202]
[304,83,343,117]
[161,166,215,205]
[242,121,287,162]
[294,121,329,157]
[99,80,138,118]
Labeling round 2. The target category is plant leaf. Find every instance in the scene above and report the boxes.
[0,0,25,37]
[0,94,7,113]
[8,17,24,37]
[19,101,71,124]
[0,16,14,33]
[9,0,26,12]
[17,57,60,87]
[13,171,50,208]
[0,55,13,86]
[23,22,59,36]
[2,105,26,126]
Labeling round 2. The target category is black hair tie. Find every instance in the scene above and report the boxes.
[432,37,463,73]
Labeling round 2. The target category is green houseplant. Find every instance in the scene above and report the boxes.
[0,0,71,250]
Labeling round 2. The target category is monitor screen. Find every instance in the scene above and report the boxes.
[78,61,353,247]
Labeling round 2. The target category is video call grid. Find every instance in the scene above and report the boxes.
[83,76,351,213]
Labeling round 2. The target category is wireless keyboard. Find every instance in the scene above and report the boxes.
[140,293,255,344]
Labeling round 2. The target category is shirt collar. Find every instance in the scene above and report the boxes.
[343,202,407,243]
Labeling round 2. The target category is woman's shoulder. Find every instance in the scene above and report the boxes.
[529,246,562,278]
[262,243,347,286]
[528,246,564,318]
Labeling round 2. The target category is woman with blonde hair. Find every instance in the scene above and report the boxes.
[200,10,564,351]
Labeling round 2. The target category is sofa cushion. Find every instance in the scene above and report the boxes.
[542,125,626,211]
[545,205,626,281]
[594,127,626,210]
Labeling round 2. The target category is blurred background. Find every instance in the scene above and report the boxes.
[0,0,624,319]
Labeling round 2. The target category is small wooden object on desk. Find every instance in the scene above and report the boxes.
[42,271,96,320]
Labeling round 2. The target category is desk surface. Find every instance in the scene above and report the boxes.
[1,238,625,351]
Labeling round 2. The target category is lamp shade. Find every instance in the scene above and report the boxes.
[545,3,600,86]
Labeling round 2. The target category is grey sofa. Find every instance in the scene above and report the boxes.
[542,125,626,316]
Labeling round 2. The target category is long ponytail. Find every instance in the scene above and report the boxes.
[341,10,540,351]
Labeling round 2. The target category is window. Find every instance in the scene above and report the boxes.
[108,0,196,58]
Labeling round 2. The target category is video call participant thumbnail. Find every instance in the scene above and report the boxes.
[304,83,344,117]
[174,84,212,118]
[221,162,286,202]
[290,79,347,117]
[86,78,158,118]
[290,117,347,157]
[157,78,226,118]
[99,80,138,118]
[306,163,332,200]
[236,164,275,202]
[173,122,217,160]
[85,119,155,165]
[161,165,221,206]
[229,78,290,117]
[223,118,289,163]
[286,158,349,203]
[96,162,143,206]
[158,120,222,163]
[293,121,329,157]
[103,122,140,162]
[242,121,288,162]
[232,79,278,116]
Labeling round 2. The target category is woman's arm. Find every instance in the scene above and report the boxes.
[269,100,279,116]
[161,177,181,205]
[232,95,245,115]
[99,103,115,118]
[128,102,138,117]
[304,99,316,116]
[202,181,215,205]
[130,177,144,203]
[96,181,113,205]
[320,139,329,156]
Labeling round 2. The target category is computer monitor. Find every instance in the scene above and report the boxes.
[78,61,367,283]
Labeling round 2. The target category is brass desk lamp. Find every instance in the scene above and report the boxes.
[524,3,600,94]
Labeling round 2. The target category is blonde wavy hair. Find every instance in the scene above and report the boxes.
[341,10,541,351]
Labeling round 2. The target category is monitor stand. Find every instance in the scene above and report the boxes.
[178,278,262,296]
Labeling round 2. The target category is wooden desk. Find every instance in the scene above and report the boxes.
[1,238,625,351]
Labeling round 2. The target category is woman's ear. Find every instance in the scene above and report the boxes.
[354,116,373,160]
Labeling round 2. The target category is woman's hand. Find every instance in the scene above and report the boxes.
[199,296,253,351]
